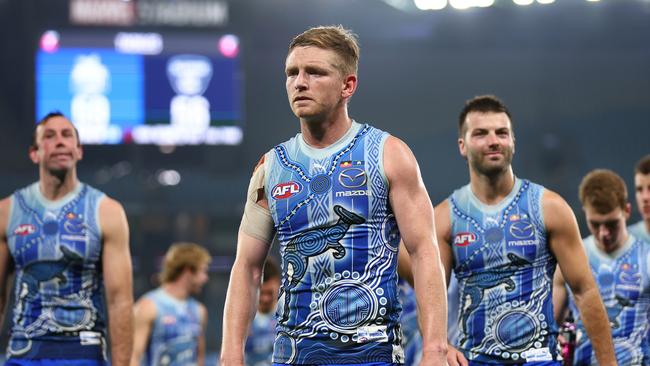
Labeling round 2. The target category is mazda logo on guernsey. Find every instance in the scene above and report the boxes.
[454,232,477,246]
[272,181,302,200]
[509,221,535,239]
[338,168,367,188]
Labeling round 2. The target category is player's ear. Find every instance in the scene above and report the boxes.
[458,137,467,158]
[341,74,357,99]
[29,145,39,164]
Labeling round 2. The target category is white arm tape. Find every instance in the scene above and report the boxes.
[240,164,276,243]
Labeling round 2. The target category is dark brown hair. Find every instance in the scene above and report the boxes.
[635,155,650,175]
[458,95,512,138]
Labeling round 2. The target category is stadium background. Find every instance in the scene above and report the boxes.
[0,0,648,362]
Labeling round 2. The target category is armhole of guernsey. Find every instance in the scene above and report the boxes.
[6,195,15,238]
[377,132,390,190]
[95,193,107,240]
[262,150,273,202]
[447,196,455,234]
[645,248,650,279]
[536,185,547,234]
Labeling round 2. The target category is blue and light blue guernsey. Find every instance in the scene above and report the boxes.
[142,288,202,366]
[398,280,421,366]
[449,178,560,364]
[567,234,650,366]
[245,312,277,366]
[629,220,650,244]
[265,122,404,364]
[5,182,107,360]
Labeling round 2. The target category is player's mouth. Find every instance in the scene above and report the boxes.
[484,151,503,158]
[293,96,312,103]
[51,152,73,160]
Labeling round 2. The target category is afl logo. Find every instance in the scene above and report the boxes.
[338,168,367,188]
[14,224,36,237]
[509,221,535,239]
[272,181,302,200]
[454,232,477,246]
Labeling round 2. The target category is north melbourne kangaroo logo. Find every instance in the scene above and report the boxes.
[278,205,365,324]
[459,252,531,346]
[16,246,84,326]
[21,245,84,294]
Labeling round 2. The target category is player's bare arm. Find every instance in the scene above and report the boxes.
[434,199,468,366]
[198,303,208,366]
[385,136,448,366]
[544,190,616,366]
[130,298,157,366]
[101,197,134,366]
[221,161,275,366]
[0,197,14,330]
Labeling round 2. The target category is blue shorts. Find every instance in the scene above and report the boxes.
[5,359,107,366]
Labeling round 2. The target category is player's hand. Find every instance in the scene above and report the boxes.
[446,345,468,366]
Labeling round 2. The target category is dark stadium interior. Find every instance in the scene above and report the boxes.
[0,0,648,360]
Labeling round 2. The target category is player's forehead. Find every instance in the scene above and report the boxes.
[285,46,339,70]
[584,205,624,221]
[634,172,650,186]
[37,116,75,135]
[465,111,511,130]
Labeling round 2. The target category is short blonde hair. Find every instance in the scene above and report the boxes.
[289,25,360,76]
[159,242,211,284]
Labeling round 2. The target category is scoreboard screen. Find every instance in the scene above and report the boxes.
[36,31,243,145]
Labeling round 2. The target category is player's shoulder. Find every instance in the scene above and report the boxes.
[541,188,577,230]
[0,195,12,212]
[135,295,158,320]
[383,135,418,167]
[383,134,408,151]
[197,301,208,317]
[541,187,569,210]
[98,194,126,215]
[434,198,451,214]
[0,195,11,230]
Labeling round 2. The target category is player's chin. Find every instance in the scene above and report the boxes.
[292,107,315,118]
[47,162,75,172]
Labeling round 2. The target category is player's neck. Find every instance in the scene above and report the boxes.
[299,107,352,148]
[39,168,79,201]
[469,168,515,205]
[644,218,650,233]
[162,282,190,301]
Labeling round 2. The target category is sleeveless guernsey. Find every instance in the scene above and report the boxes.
[568,234,650,365]
[142,288,202,366]
[6,182,107,360]
[449,179,560,363]
[265,122,403,364]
